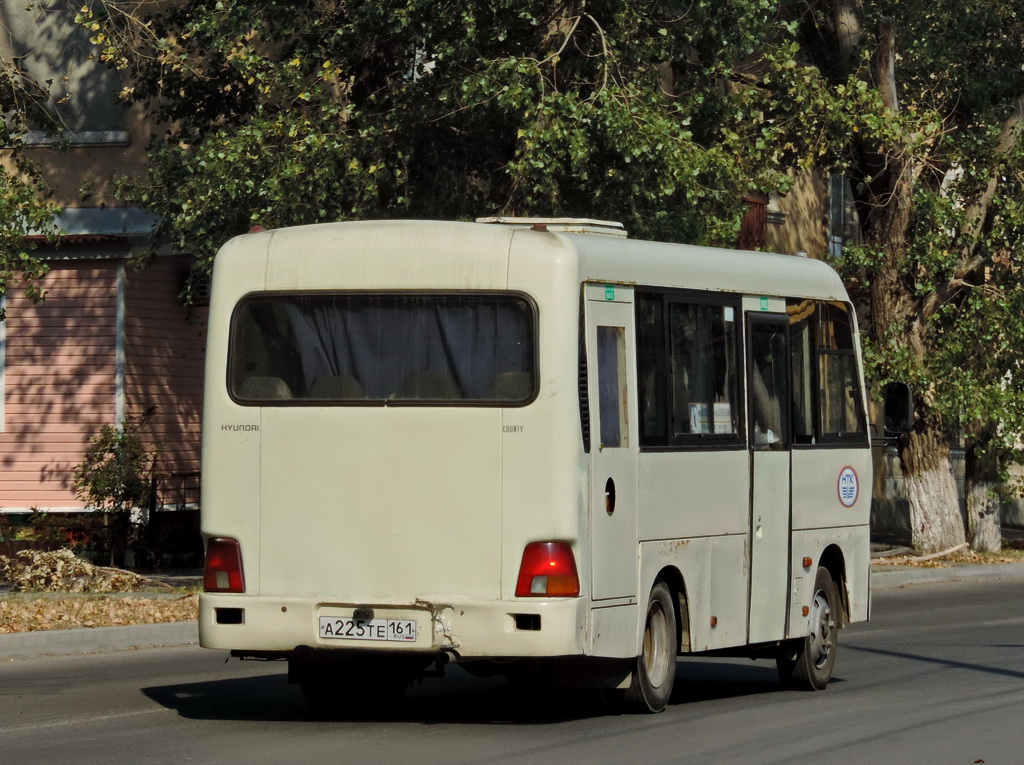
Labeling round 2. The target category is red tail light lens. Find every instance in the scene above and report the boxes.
[515,541,580,597]
[204,538,245,593]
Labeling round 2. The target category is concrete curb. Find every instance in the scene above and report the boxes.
[4,563,1024,659]
[1,621,197,660]
[870,561,1024,589]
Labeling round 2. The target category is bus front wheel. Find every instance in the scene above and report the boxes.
[777,566,838,691]
[621,580,678,713]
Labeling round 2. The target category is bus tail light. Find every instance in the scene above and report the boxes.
[516,542,580,597]
[204,538,245,593]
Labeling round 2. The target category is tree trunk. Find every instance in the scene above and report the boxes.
[900,411,966,552]
[823,5,1011,554]
[858,35,967,553]
[965,441,1002,553]
[868,248,967,553]
[864,175,966,553]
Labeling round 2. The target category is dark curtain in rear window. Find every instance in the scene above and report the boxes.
[230,293,536,405]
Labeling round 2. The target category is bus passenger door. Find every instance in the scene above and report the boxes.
[746,314,792,644]
[587,287,639,602]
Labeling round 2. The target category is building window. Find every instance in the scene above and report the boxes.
[829,174,861,258]
[1,0,127,144]
[739,194,769,251]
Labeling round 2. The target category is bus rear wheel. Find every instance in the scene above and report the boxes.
[621,580,677,713]
[777,566,838,691]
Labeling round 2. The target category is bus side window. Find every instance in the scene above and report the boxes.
[786,299,867,443]
[636,297,667,443]
[818,302,866,438]
[749,324,788,446]
[597,326,628,448]
[789,301,816,443]
[636,290,741,447]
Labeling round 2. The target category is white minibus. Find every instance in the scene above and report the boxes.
[200,218,875,714]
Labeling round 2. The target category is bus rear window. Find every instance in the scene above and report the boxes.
[229,293,537,406]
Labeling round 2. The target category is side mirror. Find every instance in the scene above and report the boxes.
[882,382,913,435]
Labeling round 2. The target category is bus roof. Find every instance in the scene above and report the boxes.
[224,219,850,303]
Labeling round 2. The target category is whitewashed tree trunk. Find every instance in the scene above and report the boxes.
[823,2,1021,554]
[900,414,967,552]
[965,444,1002,552]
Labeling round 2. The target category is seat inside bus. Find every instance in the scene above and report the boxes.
[400,371,463,399]
[309,374,366,400]
[240,376,293,400]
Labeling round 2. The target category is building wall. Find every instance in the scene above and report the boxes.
[124,255,207,493]
[0,260,119,511]
[25,105,152,210]
[3,3,202,519]
[1,0,151,209]
[765,171,831,258]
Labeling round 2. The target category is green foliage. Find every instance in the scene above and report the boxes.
[0,510,99,551]
[79,1,1024,494]
[73,417,154,515]
[815,2,1024,501]
[81,0,863,291]
[0,59,58,312]
[73,416,157,566]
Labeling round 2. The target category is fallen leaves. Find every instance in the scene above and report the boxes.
[0,594,199,634]
[0,549,198,633]
[0,549,168,593]
[872,546,1024,568]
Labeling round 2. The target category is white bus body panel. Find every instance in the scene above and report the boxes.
[202,222,589,658]
[200,220,871,665]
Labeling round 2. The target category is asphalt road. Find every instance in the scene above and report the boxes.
[2,578,1023,764]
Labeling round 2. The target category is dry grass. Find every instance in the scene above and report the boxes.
[872,546,1024,568]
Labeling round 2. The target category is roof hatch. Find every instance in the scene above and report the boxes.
[475,217,627,238]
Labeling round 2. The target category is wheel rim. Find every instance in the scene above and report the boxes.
[807,587,836,669]
[643,598,672,688]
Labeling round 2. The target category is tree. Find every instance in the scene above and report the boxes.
[80,0,850,296]
[84,1,1024,551]
[73,416,157,567]
[0,49,57,312]
[792,0,1024,551]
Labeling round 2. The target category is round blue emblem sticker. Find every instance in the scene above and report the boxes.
[837,466,859,508]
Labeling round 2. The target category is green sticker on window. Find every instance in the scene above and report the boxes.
[605,286,616,301]
[760,296,769,311]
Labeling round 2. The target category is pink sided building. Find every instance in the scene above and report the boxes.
[1,213,207,517]
[1,4,207,557]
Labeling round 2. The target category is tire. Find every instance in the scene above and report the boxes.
[622,580,678,713]
[777,566,839,691]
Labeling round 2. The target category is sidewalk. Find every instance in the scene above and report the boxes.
[870,560,1024,588]
[1,570,202,660]
[0,620,198,659]
[4,563,1024,660]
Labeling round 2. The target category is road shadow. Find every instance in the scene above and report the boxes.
[142,658,793,725]
[674,658,799,703]
[846,643,1024,680]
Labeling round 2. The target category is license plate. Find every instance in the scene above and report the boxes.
[318,616,418,643]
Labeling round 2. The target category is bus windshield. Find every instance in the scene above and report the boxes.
[229,292,536,405]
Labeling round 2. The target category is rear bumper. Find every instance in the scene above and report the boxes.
[199,592,590,659]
